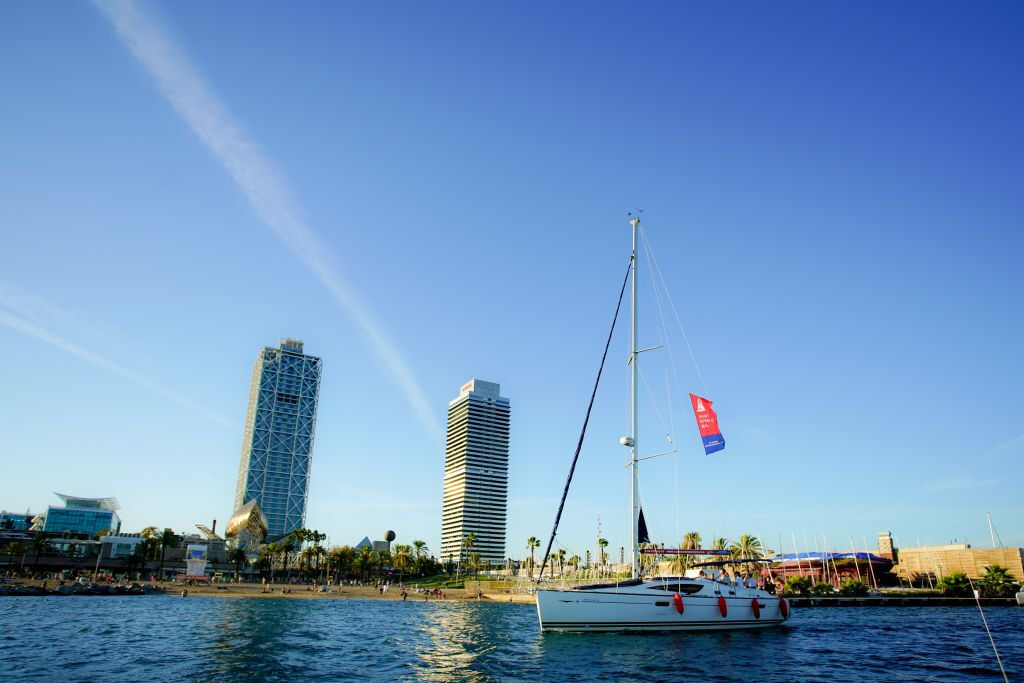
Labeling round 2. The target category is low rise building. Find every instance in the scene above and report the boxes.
[0,511,34,531]
[894,544,1024,583]
[35,494,121,536]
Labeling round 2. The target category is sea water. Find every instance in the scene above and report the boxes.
[1,597,1022,681]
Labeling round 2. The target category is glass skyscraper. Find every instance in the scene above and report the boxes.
[233,339,322,540]
[440,379,510,566]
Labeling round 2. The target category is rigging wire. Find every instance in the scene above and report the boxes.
[667,368,680,547]
[640,225,709,396]
[537,259,632,582]
[641,223,732,548]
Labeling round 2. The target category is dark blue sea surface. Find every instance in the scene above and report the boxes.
[1,597,1022,681]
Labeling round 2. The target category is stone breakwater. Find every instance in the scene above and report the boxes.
[0,582,165,597]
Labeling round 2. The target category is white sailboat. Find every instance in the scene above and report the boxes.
[535,215,789,632]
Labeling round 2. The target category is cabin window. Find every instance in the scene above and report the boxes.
[648,583,703,594]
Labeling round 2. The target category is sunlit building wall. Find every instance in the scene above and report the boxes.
[440,379,510,566]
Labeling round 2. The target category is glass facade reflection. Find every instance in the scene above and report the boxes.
[233,339,321,539]
[40,494,121,536]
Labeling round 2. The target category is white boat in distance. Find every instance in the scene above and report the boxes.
[535,215,789,632]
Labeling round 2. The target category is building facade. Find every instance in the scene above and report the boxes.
[894,544,1024,582]
[37,494,120,536]
[0,511,33,531]
[233,339,322,539]
[440,379,510,566]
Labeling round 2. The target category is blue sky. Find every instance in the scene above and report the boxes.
[1,1,1022,559]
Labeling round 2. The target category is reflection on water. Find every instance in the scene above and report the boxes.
[412,602,495,681]
[0,597,1021,681]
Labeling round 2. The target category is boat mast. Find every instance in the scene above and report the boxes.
[630,215,640,579]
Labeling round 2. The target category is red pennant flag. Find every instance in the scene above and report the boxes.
[689,393,725,455]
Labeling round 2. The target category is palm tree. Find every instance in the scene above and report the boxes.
[568,555,580,574]
[526,536,540,576]
[556,549,567,577]
[28,531,49,574]
[299,546,318,577]
[265,542,286,582]
[729,534,766,577]
[393,544,414,583]
[711,537,728,551]
[412,539,428,575]
[936,570,971,597]
[980,565,1017,597]
[354,546,373,581]
[670,531,703,573]
[597,538,609,568]
[460,533,476,578]
[329,545,355,583]
[139,526,160,575]
[469,552,484,582]
[158,528,180,580]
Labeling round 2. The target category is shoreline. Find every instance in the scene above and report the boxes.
[1,579,537,603]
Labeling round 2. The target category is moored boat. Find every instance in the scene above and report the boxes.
[534,214,789,633]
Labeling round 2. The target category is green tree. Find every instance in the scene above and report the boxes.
[354,546,373,581]
[839,579,869,597]
[980,565,1017,597]
[329,545,355,582]
[299,546,318,577]
[460,533,476,577]
[411,540,429,575]
[139,526,161,573]
[469,552,484,582]
[526,536,540,576]
[711,537,728,551]
[729,534,767,577]
[785,576,813,596]
[29,530,49,573]
[229,548,247,575]
[263,542,281,581]
[811,581,834,595]
[158,528,180,580]
[556,549,567,576]
[393,544,414,582]
[597,538,609,567]
[936,571,971,597]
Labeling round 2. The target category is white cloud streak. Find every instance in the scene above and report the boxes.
[0,308,235,429]
[93,0,440,439]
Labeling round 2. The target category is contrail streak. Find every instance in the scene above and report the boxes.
[0,308,236,429]
[93,0,440,439]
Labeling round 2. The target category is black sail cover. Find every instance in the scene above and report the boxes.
[638,507,650,544]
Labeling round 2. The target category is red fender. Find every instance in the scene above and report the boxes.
[751,598,761,619]
[673,593,684,614]
[779,597,789,619]
[718,595,728,617]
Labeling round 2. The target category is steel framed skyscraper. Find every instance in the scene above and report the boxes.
[440,379,510,566]
[233,339,322,539]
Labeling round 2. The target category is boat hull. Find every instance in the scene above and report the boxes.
[536,586,788,633]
